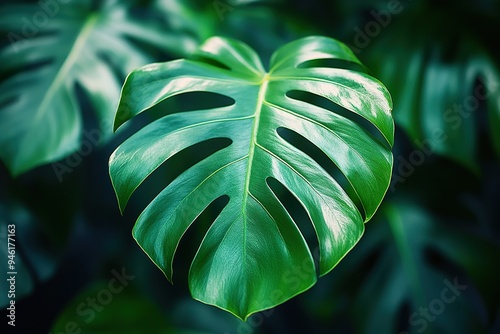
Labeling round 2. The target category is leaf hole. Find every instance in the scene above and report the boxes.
[144,91,235,121]
[0,58,53,84]
[127,138,232,218]
[126,92,236,134]
[286,90,391,150]
[276,127,365,220]
[397,302,412,333]
[74,81,104,138]
[266,177,320,276]
[297,58,369,74]
[172,195,230,288]
[190,55,232,71]
[97,51,129,82]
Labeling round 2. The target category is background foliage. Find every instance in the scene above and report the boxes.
[1,0,499,333]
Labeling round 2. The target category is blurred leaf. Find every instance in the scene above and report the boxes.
[51,281,214,334]
[0,0,196,176]
[485,65,500,158]
[0,202,60,307]
[155,0,312,62]
[110,36,393,320]
[349,201,498,334]
[366,10,500,170]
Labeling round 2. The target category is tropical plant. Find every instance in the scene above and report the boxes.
[109,35,394,319]
[365,5,500,171]
[1,0,498,333]
[0,0,196,176]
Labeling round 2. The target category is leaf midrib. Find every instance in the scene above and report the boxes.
[242,74,269,213]
[240,73,269,267]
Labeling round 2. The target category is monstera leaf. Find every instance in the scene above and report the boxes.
[0,0,197,176]
[365,9,500,171]
[110,36,394,319]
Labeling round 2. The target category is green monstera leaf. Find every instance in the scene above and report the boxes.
[365,8,500,172]
[110,36,394,319]
[0,0,197,176]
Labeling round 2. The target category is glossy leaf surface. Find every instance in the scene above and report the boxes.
[110,36,393,319]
